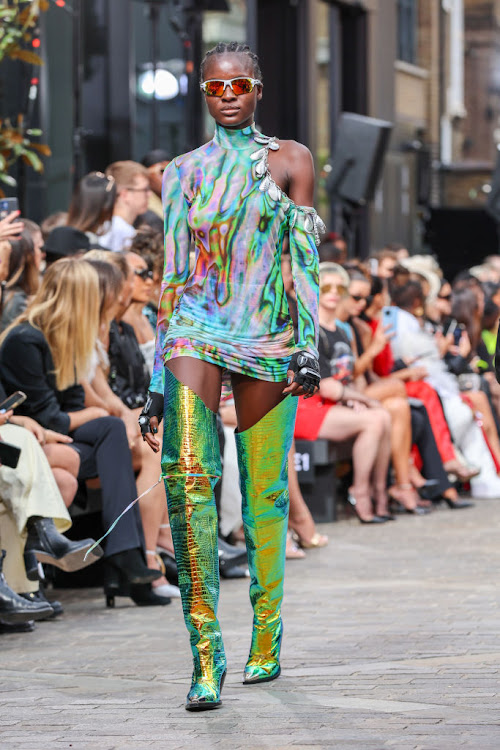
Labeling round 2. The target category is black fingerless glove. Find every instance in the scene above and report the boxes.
[289,351,321,392]
[138,391,164,436]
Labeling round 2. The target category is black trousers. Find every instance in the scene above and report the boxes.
[411,405,452,497]
[71,417,143,557]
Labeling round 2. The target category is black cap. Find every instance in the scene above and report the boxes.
[43,226,90,263]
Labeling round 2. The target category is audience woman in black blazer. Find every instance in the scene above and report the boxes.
[0,258,169,606]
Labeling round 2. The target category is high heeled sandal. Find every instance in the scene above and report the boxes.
[145,550,181,598]
[285,532,306,560]
[290,529,328,549]
[347,492,388,524]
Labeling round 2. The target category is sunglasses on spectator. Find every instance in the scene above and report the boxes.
[350,294,369,302]
[438,293,452,301]
[200,77,262,97]
[320,283,347,296]
[134,268,153,280]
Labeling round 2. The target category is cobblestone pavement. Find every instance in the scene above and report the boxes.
[2,498,500,749]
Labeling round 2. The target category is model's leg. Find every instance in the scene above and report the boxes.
[162,357,226,711]
[231,373,296,685]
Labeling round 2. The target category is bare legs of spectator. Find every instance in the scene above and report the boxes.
[317,405,391,521]
[131,421,177,593]
[43,444,80,508]
[287,440,328,549]
[367,394,420,511]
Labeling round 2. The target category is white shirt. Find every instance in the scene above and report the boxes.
[99,215,136,252]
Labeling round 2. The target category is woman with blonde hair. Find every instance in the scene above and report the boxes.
[0,258,166,606]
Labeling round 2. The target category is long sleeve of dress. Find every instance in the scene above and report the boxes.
[149,161,191,395]
[288,206,323,359]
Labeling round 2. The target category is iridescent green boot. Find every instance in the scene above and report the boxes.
[235,395,298,685]
[162,368,226,711]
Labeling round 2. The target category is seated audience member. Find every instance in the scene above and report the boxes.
[363,277,472,509]
[0,398,102,618]
[0,258,169,607]
[141,149,170,219]
[1,230,41,331]
[384,242,409,262]
[318,232,348,264]
[133,210,164,235]
[390,280,500,498]
[336,267,422,511]
[81,253,179,599]
[370,248,398,279]
[295,263,394,522]
[66,171,117,246]
[478,297,500,420]
[122,249,156,374]
[126,226,163,329]
[22,219,45,269]
[100,161,150,252]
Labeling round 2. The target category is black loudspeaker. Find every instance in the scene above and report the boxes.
[486,152,500,221]
[425,207,499,282]
[326,112,393,206]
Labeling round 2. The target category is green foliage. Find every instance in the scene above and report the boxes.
[0,0,52,196]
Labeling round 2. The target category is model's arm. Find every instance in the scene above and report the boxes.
[149,161,191,395]
[286,143,322,358]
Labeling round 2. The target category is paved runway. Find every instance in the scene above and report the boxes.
[2,498,500,749]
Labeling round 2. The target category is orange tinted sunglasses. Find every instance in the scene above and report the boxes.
[200,77,262,97]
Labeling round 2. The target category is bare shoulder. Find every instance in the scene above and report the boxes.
[277,139,314,168]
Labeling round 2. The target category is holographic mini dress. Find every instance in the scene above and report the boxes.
[149,122,324,395]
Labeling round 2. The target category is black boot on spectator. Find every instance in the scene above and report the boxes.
[23,549,41,582]
[0,551,53,624]
[25,517,103,573]
[106,548,162,586]
[20,588,63,619]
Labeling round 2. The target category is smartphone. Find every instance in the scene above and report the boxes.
[0,197,19,220]
[444,318,458,337]
[454,324,465,346]
[0,391,27,413]
[381,306,398,336]
[0,441,21,469]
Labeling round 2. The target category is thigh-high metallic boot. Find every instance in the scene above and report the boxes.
[235,395,298,685]
[162,368,226,711]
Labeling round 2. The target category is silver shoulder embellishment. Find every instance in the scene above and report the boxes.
[290,206,326,245]
[250,134,284,205]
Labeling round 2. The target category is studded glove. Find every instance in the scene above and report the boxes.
[289,351,321,393]
[138,391,164,436]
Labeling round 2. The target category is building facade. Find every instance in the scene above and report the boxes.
[2,0,499,261]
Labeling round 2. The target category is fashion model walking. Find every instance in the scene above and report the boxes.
[140,42,323,711]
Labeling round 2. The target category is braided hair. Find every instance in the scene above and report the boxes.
[200,42,263,83]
